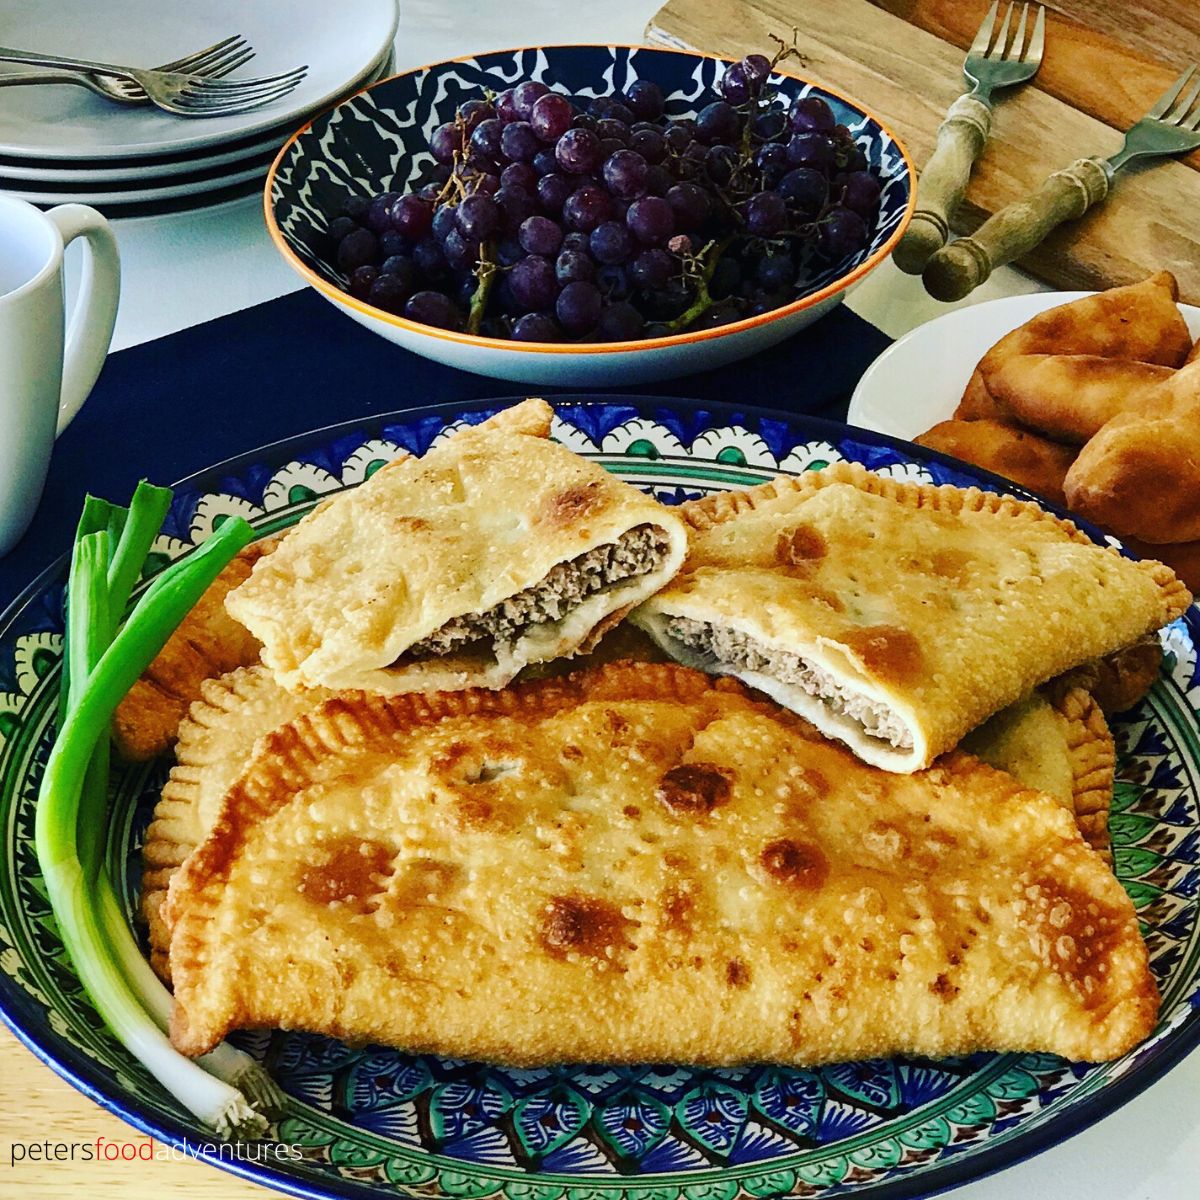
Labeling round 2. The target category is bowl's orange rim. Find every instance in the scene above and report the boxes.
[263,42,917,356]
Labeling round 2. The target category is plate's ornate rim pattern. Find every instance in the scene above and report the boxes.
[1,398,1199,1200]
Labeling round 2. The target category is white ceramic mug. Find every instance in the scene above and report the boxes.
[0,196,120,557]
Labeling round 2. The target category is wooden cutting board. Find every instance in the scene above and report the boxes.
[646,0,1200,302]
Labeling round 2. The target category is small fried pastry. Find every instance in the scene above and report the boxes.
[978,272,1191,377]
[1064,362,1200,544]
[914,419,1075,506]
[985,354,1173,445]
[954,369,1006,421]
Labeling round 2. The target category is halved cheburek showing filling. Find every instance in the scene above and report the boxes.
[402,523,672,661]
[657,616,915,749]
[631,462,1190,773]
[225,399,687,694]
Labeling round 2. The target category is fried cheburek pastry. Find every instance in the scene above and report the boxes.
[984,355,1174,445]
[112,539,276,761]
[977,273,1192,378]
[225,399,688,695]
[165,662,1158,1064]
[142,665,330,979]
[914,419,1075,506]
[1064,362,1200,544]
[630,463,1189,772]
[963,687,1115,860]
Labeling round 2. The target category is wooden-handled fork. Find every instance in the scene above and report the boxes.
[924,64,1200,301]
[893,1,1046,275]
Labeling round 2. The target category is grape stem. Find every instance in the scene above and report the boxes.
[467,241,497,334]
[661,235,734,334]
[736,29,805,166]
[768,28,807,71]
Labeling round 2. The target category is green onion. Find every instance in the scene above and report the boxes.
[38,499,283,1138]
[104,482,171,623]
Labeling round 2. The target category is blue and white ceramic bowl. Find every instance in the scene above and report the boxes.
[265,46,915,385]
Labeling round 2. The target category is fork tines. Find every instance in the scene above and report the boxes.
[1149,64,1200,129]
[174,65,308,113]
[158,34,253,77]
[971,1,1046,63]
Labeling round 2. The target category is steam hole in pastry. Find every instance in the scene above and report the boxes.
[470,760,518,783]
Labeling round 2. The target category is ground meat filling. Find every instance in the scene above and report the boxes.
[406,524,671,659]
[665,617,913,750]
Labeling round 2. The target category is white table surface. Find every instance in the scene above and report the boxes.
[49,1,1200,1197]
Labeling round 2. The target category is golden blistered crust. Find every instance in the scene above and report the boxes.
[112,538,278,761]
[634,462,1190,771]
[167,661,1157,1066]
[677,463,1189,615]
[224,399,688,694]
[680,461,1174,580]
[141,665,328,978]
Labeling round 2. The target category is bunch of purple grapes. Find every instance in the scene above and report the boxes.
[328,54,883,341]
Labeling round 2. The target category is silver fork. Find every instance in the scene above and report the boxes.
[925,64,1200,300]
[0,35,254,105]
[894,1,1046,274]
[0,45,306,117]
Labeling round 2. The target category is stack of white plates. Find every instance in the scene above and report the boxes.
[0,0,397,216]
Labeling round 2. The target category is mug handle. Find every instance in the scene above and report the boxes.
[44,204,121,437]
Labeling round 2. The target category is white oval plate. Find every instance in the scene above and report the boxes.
[0,0,396,160]
[847,291,1200,440]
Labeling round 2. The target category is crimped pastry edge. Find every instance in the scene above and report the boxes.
[141,665,284,978]
[678,462,1192,623]
[1051,685,1117,862]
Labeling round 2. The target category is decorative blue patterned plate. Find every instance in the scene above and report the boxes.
[2,398,1199,1200]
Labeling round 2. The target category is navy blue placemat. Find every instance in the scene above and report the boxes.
[0,289,889,612]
